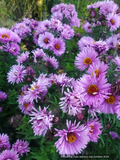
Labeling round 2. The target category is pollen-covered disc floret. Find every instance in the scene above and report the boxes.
[29,106,54,136]
[54,120,89,155]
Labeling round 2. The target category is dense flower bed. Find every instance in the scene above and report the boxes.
[0,1,120,159]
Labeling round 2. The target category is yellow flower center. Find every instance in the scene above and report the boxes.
[19,25,23,28]
[1,34,9,39]
[30,85,37,90]
[21,92,24,96]
[54,44,60,50]
[44,38,49,43]
[106,95,115,104]
[83,57,92,65]
[88,26,91,29]
[89,125,94,133]
[110,19,115,25]
[87,84,98,95]
[24,103,29,108]
[67,132,76,143]
[92,69,100,77]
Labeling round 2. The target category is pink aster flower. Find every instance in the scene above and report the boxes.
[105,35,118,49]
[23,74,50,103]
[0,134,10,150]
[43,55,59,69]
[16,51,30,64]
[3,42,20,56]
[12,139,30,156]
[60,24,74,40]
[87,118,102,142]
[11,22,31,39]
[82,22,92,33]
[75,47,98,71]
[38,32,54,49]
[17,85,29,105]
[0,91,7,101]
[77,36,95,50]
[50,19,63,32]
[106,13,120,31]
[54,120,89,156]
[7,65,26,84]
[87,61,108,78]
[101,93,120,114]
[18,100,34,115]
[32,48,46,63]
[78,74,111,107]
[0,149,19,160]
[0,28,21,43]
[92,40,109,55]
[50,38,65,56]
[29,106,54,136]
[59,89,85,116]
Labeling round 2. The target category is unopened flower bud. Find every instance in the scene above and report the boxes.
[77,113,84,120]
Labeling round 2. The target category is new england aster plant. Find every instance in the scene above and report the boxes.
[0,1,120,159]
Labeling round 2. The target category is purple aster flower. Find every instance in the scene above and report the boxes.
[75,47,99,71]
[87,118,102,142]
[78,74,111,107]
[87,61,108,78]
[50,19,63,32]
[0,134,10,150]
[32,48,46,63]
[109,131,119,139]
[29,106,54,136]
[26,66,35,76]
[59,88,85,116]
[60,24,74,40]
[43,55,59,69]
[30,19,38,30]
[92,40,109,55]
[11,22,31,39]
[106,13,120,31]
[77,36,95,50]
[54,120,89,155]
[0,28,21,43]
[3,42,20,56]
[23,74,50,103]
[40,20,51,29]
[12,139,30,156]
[17,85,29,105]
[51,11,63,21]
[0,107,2,112]
[82,22,92,33]
[16,51,30,64]
[7,65,26,84]
[99,1,118,16]
[101,93,120,114]
[38,32,54,49]
[106,35,118,49]
[0,91,7,101]
[51,38,65,56]
[18,100,34,115]
[0,149,19,160]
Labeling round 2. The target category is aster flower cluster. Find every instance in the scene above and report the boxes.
[2,0,120,158]
[0,28,21,56]
[0,133,30,159]
[82,0,120,33]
